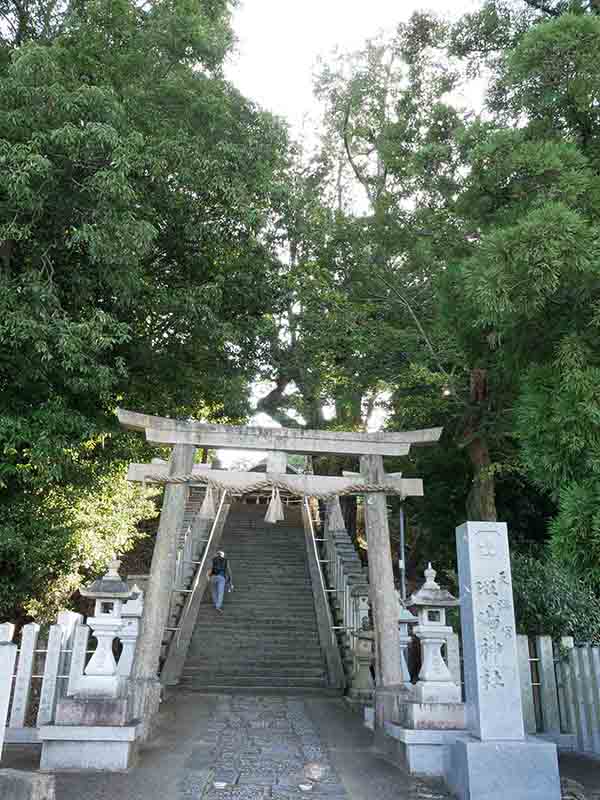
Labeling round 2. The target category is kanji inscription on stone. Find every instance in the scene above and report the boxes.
[456,522,525,741]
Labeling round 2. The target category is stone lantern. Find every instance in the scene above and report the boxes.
[40,559,140,771]
[78,558,134,697]
[408,563,460,703]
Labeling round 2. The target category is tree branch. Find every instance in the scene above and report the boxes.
[371,264,448,376]
[522,0,561,16]
[342,100,374,206]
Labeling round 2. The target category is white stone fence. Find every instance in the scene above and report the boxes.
[363,627,600,760]
[518,635,600,756]
[0,589,142,757]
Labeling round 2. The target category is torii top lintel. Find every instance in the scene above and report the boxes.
[116,408,442,458]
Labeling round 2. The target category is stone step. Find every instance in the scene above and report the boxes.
[198,599,317,610]
[187,650,322,661]
[193,621,319,630]
[179,507,329,690]
[179,676,328,688]
[190,629,320,639]
[176,685,340,696]
[188,635,321,645]
[212,593,313,601]
[197,611,318,620]
[183,665,325,677]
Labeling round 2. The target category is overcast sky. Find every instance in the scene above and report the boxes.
[226,0,481,132]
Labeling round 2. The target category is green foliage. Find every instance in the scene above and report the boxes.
[511,554,600,642]
[0,467,158,622]
[498,13,600,146]
[548,482,600,587]
[516,339,600,496]
[0,0,288,619]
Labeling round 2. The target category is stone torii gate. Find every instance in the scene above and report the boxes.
[117,408,441,725]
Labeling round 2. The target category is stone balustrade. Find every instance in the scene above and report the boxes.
[0,562,144,771]
[320,499,373,695]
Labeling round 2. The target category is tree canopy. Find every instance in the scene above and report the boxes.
[3,0,600,627]
[0,0,288,619]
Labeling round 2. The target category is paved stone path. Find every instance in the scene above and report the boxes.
[52,692,451,800]
[7,691,600,799]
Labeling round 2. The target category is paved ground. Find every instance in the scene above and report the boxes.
[4,692,450,799]
[4,692,600,799]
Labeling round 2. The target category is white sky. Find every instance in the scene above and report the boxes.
[219,0,482,467]
[226,0,481,134]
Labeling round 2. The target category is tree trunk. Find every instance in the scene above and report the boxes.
[466,436,497,521]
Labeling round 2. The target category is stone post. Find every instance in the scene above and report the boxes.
[117,587,144,678]
[349,628,374,702]
[130,442,196,731]
[9,623,40,729]
[359,455,404,728]
[0,623,17,760]
[397,598,417,690]
[446,522,561,800]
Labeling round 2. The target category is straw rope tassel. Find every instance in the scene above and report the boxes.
[265,487,285,524]
[198,485,216,518]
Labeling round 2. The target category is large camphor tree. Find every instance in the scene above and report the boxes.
[0,0,288,619]
[450,4,600,582]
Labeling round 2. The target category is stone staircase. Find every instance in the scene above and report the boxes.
[179,502,330,692]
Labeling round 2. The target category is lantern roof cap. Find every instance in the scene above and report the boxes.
[80,559,132,600]
[408,563,458,608]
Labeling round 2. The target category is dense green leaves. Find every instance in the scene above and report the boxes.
[0,0,288,619]
[512,554,600,642]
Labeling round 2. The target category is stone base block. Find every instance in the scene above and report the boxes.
[413,681,461,704]
[39,725,140,771]
[347,687,374,704]
[0,769,55,800]
[128,677,162,742]
[445,736,561,800]
[68,675,124,698]
[379,723,467,777]
[537,731,578,751]
[396,701,466,731]
[55,697,131,726]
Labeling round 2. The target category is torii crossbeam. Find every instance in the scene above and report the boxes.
[117,408,441,457]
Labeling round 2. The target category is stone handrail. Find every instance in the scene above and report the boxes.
[160,492,230,687]
[302,500,346,690]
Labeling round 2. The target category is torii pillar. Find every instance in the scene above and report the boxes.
[360,455,405,728]
[129,442,196,736]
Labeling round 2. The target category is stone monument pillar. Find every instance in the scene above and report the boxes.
[446,522,561,800]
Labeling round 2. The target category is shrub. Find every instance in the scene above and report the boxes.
[511,553,600,643]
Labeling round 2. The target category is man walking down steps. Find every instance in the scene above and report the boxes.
[208,549,233,612]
